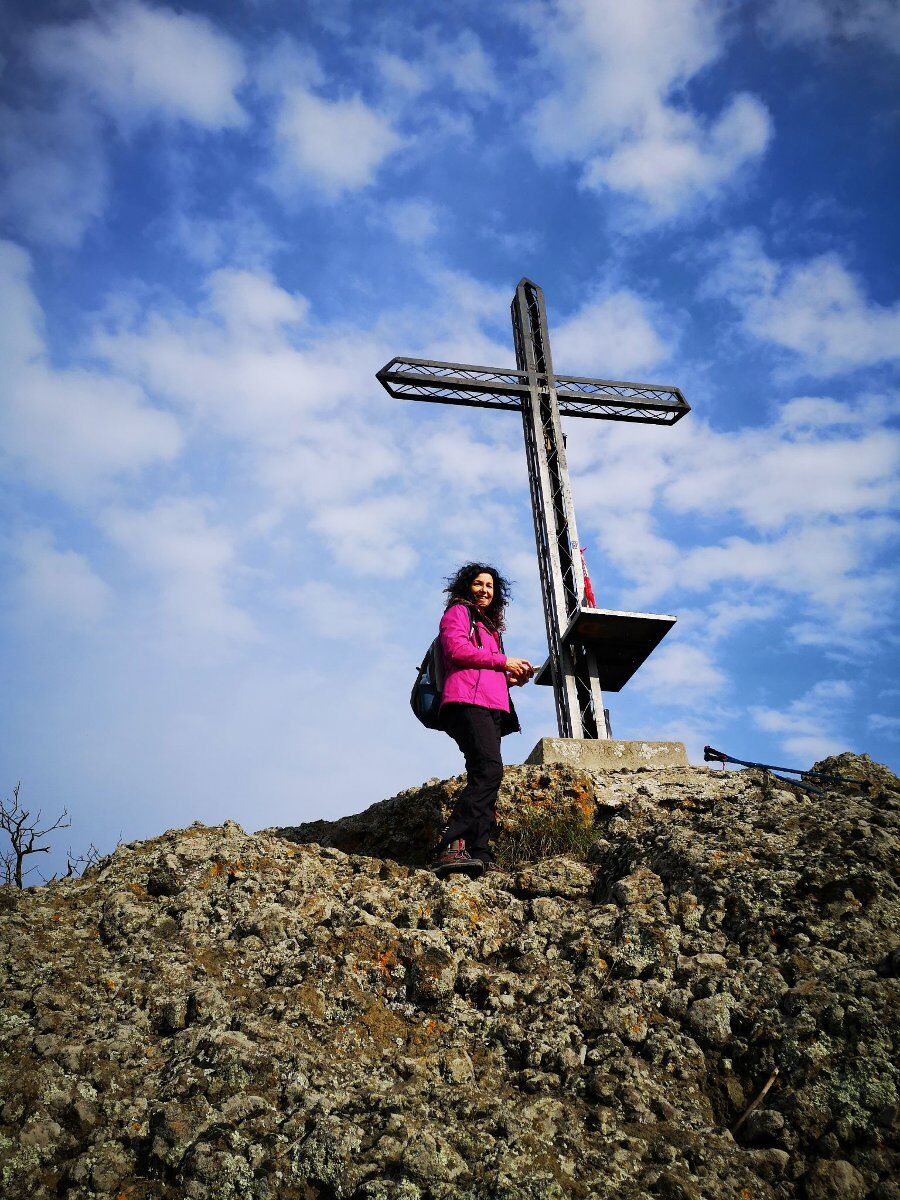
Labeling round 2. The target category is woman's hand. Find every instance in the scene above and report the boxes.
[505,657,534,684]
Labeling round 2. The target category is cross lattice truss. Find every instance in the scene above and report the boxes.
[376,358,689,424]
[377,278,689,741]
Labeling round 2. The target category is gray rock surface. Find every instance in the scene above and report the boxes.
[1,752,897,1199]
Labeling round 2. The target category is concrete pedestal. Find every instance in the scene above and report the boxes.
[525,737,688,770]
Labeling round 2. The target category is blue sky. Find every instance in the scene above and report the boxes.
[1,0,898,875]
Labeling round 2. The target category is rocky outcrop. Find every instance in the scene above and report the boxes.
[273,761,608,867]
[0,753,898,1199]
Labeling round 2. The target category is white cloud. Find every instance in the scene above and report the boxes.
[102,497,256,641]
[164,206,284,270]
[574,390,899,533]
[665,410,900,530]
[681,522,897,646]
[751,679,853,761]
[570,391,899,649]
[579,510,679,604]
[311,494,422,577]
[583,94,771,219]
[31,0,247,129]
[205,268,310,332]
[8,528,110,628]
[87,259,529,578]
[632,640,728,702]
[436,30,498,98]
[287,580,389,641]
[375,30,497,102]
[271,85,404,196]
[701,597,780,642]
[256,419,401,507]
[705,230,900,375]
[87,258,531,579]
[383,199,441,244]
[593,510,896,654]
[552,290,675,376]
[375,53,429,96]
[522,0,772,219]
[421,428,522,493]
[868,713,900,737]
[761,0,900,56]
[776,393,896,432]
[0,240,182,501]
[0,2,246,247]
[527,0,721,153]
[407,269,512,364]
[0,241,43,363]
[0,100,109,248]
[91,268,353,446]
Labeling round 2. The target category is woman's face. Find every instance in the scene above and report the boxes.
[470,572,495,609]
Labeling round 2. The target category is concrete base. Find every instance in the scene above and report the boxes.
[525,737,689,770]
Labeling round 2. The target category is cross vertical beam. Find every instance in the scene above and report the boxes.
[512,280,605,738]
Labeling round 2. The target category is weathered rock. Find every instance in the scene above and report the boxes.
[405,942,458,1006]
[0,752,897,1199]
[803,1157,868,1199]
[747,1147,791,1180]
[687,993,733,1047]
[743,1107,787,1145]
[515,855,594,898]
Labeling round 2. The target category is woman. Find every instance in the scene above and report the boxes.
[432,563,534,877]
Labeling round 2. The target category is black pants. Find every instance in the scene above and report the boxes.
[439,703,504,861]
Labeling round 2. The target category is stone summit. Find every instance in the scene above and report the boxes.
[1,753,898,1199]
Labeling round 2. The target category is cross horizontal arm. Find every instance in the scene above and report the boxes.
[376,357,526,412]
[554,374,689,424]
[377,357,690,425]
[377,357,527,394]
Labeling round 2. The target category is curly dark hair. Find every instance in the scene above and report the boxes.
[443,562,512,630]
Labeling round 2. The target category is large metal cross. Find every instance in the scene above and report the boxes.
[377,278,690,740]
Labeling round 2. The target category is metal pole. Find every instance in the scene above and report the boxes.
[511,279,608,739]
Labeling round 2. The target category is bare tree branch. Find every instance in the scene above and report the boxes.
[0,783,71,888]
[62,842,101,880]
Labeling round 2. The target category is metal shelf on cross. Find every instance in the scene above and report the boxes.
[533,607,676,693]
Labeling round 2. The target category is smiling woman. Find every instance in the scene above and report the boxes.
[430,562,534,878]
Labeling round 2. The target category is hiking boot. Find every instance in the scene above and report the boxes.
[431,839,483,878]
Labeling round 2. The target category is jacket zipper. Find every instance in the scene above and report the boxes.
[471,618,481,703]
[471,617,498,705]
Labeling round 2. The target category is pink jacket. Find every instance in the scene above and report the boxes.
[439,603,510,713]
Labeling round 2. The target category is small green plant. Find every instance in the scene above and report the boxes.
[496,805,599,866]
